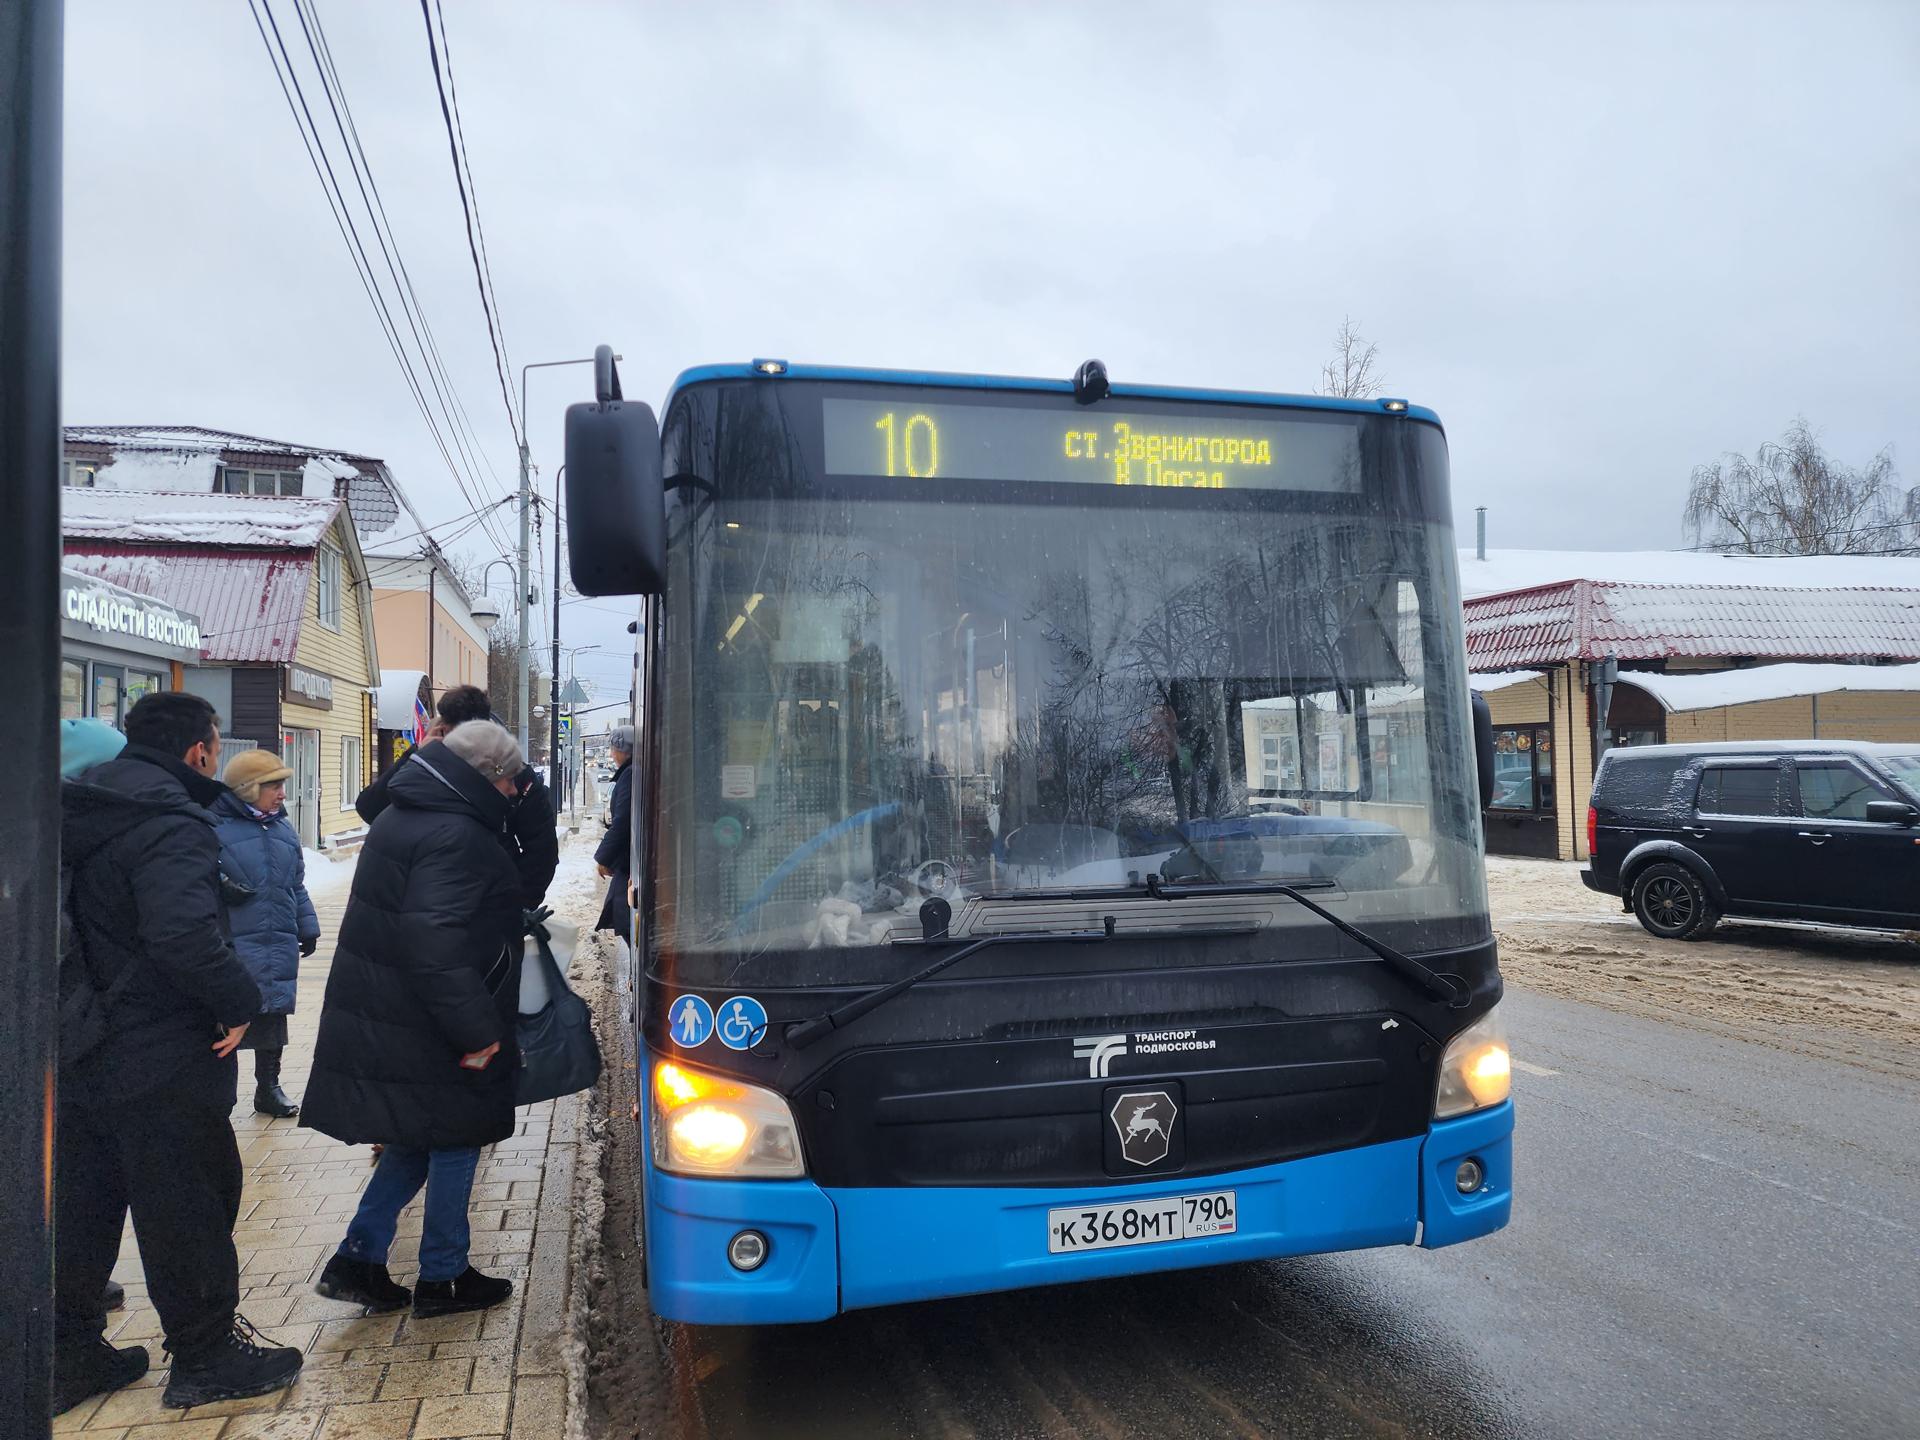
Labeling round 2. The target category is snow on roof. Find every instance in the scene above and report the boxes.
[92,447,222,492]
[1458,548,1920,600]
[1465,579,1920,667]
[65,424,378,462]
[1470,670,1544,692]
[1618,662,1920,713]
[66,424,431,555]
[61,489,343,549]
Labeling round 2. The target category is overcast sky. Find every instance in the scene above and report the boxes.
[63,1,1920,715]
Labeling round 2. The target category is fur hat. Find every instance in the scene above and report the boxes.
[224,748,294,803]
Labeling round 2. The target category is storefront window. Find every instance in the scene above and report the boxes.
[61,660,87,720]
[92,666,124,729]
[125,669,163,711]
[1489,725,1555,812]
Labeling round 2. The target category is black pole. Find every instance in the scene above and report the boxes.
[549,465,563,799]
[0,0,64,1429]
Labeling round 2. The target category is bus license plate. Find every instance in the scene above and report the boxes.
[1046,1190,1237,1254]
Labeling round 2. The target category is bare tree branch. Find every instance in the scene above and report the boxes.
[1683,417,1913,554]
[1317,315,1385,399]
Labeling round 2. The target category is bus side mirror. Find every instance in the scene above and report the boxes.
[565,397,665,596]
[1865,799,1917,825]
[1471,691,1495,811]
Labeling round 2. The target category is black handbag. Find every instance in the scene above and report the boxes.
[514,913,602,1105]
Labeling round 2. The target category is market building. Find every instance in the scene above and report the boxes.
[1461,550,1920,860]
[59,566,205,725]
[63,490,381,850]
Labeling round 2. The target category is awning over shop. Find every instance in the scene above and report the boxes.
[374,670,430,735]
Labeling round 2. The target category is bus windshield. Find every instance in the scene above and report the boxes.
[651,380,1488,973]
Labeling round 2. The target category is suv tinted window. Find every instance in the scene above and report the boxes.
[1595,754,1673,806]
[1796,763,1883,821]
[1696,765,1781,816]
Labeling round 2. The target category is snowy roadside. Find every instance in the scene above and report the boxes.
[1487,855,1920,1080]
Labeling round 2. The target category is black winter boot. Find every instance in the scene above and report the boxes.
[253,1047,298,1118]
[103,1278,125,1311]
[52,1338,148,1416]
[315,1253,412,1313]
[411,1266,514,1318]
[162,1316,303,1410]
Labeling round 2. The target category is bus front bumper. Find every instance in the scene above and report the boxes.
[643,1100,1513,1325]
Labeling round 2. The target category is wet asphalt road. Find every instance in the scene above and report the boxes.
[640,988,1920,1439]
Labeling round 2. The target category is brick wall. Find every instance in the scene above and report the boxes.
[1664,690,1920,745]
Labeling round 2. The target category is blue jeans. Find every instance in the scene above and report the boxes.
[338,1146,482,1283]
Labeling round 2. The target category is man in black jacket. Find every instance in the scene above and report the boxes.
[55,693,304,1415]
[356,684,558,907]
[593,724,635,937]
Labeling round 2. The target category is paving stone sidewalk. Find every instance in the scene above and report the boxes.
[57,848,595,1440]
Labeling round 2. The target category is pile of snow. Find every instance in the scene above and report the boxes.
[302,454,361,492]
[93,448,221,492]
[302,847,357,901]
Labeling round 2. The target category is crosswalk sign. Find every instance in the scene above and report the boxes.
[558,714,573,738]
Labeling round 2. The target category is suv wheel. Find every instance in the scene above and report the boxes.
[1631,861,1720,941]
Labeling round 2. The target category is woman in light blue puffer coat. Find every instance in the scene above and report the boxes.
[213,749,321,1118]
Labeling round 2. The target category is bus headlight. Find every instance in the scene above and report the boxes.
[1434,1005,1511,1119]
[651,1059,806,1178]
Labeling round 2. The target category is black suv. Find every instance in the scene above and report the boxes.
[1583,740,1920,939]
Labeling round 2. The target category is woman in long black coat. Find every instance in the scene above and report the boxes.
[304,721,527,1319]
[594,724,635,938]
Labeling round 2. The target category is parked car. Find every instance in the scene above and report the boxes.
[1583,740,1920,939]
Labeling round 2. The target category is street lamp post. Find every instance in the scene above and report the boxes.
[549,464,564,796]
[517,356,616,758]
[472,556,513,724]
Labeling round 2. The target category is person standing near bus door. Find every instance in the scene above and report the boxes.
[211,750,321,1118]
[594,724,636,939]
[307,721,528,1318]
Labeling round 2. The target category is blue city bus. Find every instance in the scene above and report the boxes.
[563,352,1512,1325]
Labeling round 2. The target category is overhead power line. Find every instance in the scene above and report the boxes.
[1677,514,1918,554]
[432,0,518,435]
[419,0,522,448]
[244,0,515,559]
[294,0,514,555]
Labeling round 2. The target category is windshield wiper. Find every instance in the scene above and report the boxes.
[1140,876,1469,1007]
[786,907,1113,1050]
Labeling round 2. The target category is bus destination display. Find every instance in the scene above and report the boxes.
[821,398,1361,492]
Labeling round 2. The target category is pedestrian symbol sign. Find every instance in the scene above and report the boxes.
[669,995,714,1048]
[558,714,574,738]
[717,995,769,1051]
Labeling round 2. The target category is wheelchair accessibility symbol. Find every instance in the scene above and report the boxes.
[668,995,714,1048]
[717,995,769,1051]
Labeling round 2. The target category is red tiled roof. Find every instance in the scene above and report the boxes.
[63,548,313,664]
[1466,580,1920,669]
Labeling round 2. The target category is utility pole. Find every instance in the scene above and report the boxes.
[1,0,64,1428]
[515,434,532,754]
[519,356,614,760]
